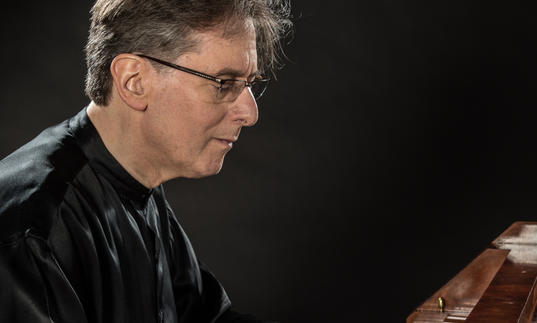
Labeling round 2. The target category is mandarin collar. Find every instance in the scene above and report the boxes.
[68,107,153,206]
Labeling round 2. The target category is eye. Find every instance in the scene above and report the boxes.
[219,81,234,90]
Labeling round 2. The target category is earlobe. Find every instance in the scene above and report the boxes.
[110,54,148,111]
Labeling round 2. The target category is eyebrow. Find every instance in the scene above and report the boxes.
[214,67,259,79]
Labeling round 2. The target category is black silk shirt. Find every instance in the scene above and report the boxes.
[0,109,263,323]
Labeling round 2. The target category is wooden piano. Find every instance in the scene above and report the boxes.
[407,222,537,323]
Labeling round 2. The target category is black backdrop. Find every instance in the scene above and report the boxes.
[1,1,537,322]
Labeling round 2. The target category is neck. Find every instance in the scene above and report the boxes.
[86,101,164,188]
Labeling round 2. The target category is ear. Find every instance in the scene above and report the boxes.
[110,54,149,111]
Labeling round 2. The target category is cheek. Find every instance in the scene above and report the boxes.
[148,86,228,153]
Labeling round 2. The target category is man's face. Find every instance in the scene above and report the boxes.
[141,20,259,179]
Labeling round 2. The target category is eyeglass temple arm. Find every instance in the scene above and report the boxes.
[136,54,223,84]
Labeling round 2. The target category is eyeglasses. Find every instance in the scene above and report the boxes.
[136,54,269,103]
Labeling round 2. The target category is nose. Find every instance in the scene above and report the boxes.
[231,87,259,127]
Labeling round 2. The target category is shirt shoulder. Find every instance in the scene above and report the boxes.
[0,118,88,243]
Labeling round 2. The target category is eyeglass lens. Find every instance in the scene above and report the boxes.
[252,79,269,99]
[215,79,269,102]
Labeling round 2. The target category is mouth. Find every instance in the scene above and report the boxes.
[216,138,235,148]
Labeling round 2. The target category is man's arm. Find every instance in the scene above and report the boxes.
[0,231,88,323]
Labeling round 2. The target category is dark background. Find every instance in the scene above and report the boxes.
[1,1,537,322]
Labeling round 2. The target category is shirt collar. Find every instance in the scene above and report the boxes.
[68,107,154,205]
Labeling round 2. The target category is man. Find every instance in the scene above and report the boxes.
[0,0,291,322]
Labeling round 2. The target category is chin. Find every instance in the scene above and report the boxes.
[187,159,225,179]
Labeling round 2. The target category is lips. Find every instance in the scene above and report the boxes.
[216,138,235,148]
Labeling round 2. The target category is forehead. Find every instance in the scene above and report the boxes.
[178,19,258,77]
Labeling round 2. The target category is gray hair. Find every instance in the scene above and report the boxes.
[85,0,293,106]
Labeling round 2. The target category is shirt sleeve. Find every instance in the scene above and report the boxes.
[0,230,88,323]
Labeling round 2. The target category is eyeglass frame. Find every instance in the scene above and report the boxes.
[135,54,270,101]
